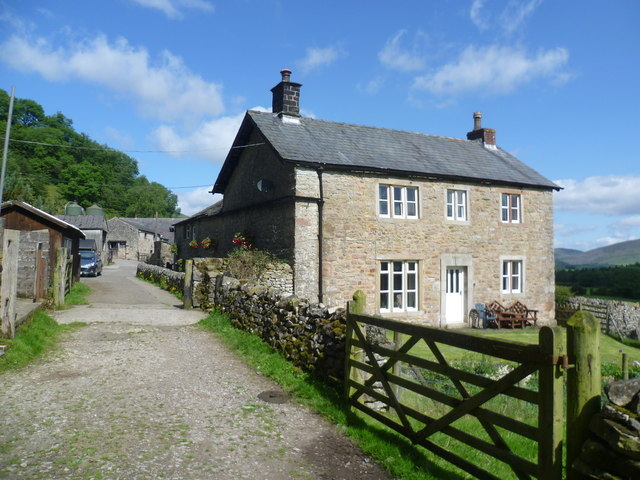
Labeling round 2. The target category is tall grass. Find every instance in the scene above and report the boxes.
[0,311,81,372]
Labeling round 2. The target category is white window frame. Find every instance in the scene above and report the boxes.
[446,189,467,221]
[379,261,418,313]
[378,185,418,219]
[501,193,522,223]
[501,259,524,294]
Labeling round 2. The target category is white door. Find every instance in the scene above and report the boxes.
[445,267,465,324]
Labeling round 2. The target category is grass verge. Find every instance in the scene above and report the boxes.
[0,311,83,373]
[63,282,92,306]
[199,310,470,480]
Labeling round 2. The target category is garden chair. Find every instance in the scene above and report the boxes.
[469,303,498,329]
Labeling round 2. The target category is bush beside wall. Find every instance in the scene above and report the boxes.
[136,263,185,297]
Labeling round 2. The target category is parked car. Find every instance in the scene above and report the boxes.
[80,251,102,277]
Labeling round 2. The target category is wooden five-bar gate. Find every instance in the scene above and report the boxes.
[345,307,571,480]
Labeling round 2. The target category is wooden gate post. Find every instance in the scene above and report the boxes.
[344,290,366,400]
[566,311,601,480]
[538,326,566,480]
[183,260,193,310]
[53,247,67,307]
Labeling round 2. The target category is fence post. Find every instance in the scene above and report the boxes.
[351,290,365,314]
[566,311,601,480]
[183,259,193,310]
[0,229,19,338]
[344,290,366,401]
[53,247,67,308]
[538,326,566,480]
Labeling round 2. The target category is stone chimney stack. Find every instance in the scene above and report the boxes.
[466,111,496,147]
[271,68,302,117]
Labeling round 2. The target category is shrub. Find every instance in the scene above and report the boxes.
[226,247,276,282]
[555,285,574,305]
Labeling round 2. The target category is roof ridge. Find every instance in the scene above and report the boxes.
[247,109,465,143]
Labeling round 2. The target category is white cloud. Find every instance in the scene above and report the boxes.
[357,76,386,95]
[500,0,543,34]
[177,187,221,216]
[555,224,597,237]
[378,30,426,72]
[613,216,640,230]
[298,45,345,73]
[554,175,640,216]
[104,126,135,151]
[150,107,269,164]
[412,44,568,96]
[0,34,224,123]
[469,0,542,34]
[130,0,214,19]
[594,234,639,248]
[470,0,488,30]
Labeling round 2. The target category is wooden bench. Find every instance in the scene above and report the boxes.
[485,300,535,328]
[508,300,538,327]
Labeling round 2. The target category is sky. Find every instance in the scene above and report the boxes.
[0,0,638,252]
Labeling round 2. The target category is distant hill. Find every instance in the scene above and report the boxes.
[555,239,640,268]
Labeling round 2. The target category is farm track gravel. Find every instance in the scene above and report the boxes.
[0,260,394,480]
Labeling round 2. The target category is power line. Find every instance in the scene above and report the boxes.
[5,170,213,191]
[0,137,264,154]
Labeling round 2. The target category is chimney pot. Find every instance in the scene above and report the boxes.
[466,111,496,147]
[473,112,482,130]
[271,69,302,117]
[280,68,292,82]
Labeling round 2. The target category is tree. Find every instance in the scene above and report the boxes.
[124,177,179,217]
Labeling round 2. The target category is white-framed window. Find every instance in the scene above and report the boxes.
[501,260,523,293]
[380,261,418,312]
[501,193,521,223]
[446,189,467,221]
[378,185,418,219]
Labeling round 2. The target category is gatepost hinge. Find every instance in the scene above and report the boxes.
[552,354,574,370]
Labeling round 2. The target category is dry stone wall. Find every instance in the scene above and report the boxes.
[567,296,640,339]
[136,263,185,296]
[573,378,640,479]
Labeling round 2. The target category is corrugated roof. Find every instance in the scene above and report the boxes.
[224,110,558,190]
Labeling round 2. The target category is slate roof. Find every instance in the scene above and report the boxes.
[214,110,558,192]
[56,214,108,231]
[173,201,223,226]
[113,218,177,243]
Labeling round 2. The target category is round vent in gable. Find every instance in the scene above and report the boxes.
[256,179,274,193]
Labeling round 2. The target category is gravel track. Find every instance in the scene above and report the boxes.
[0,261,393,480]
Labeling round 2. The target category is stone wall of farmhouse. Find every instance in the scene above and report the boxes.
[174,201,295,263]
[106,219,139,260]
[223,130,296,210]
[174,138,296,263]
[294,168,555,325]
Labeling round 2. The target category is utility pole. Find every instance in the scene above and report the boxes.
[0,85,16,216]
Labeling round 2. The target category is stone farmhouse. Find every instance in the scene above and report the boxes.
[175,69,560,326]
[106,217,175,263]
